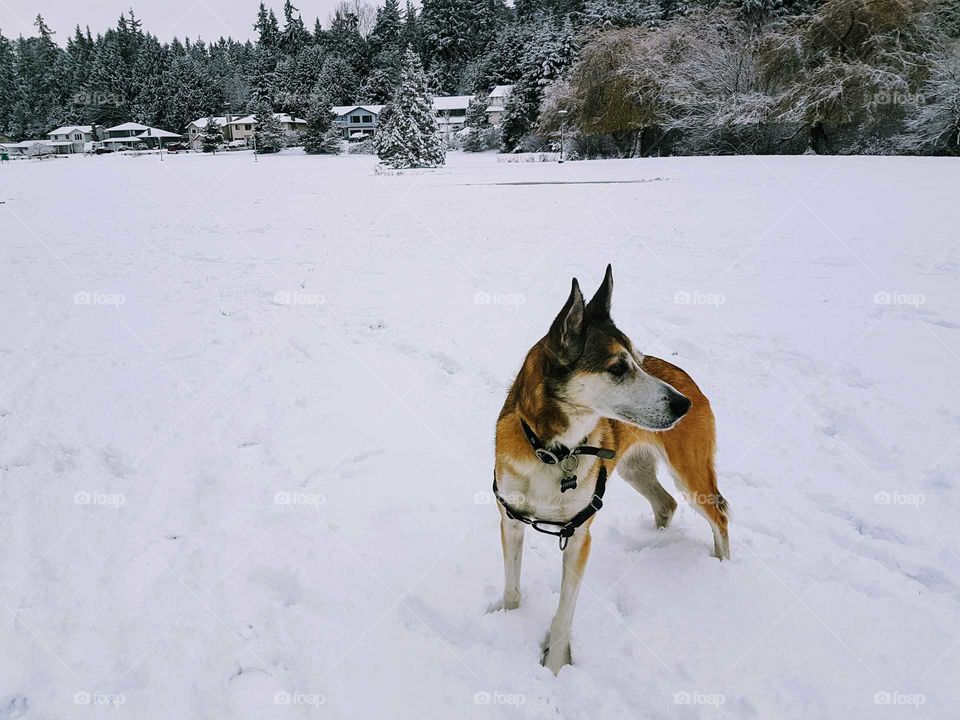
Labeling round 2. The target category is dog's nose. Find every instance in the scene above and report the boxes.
[669,392,691,418]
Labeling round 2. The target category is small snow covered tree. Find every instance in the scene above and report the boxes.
[321,126,344,153]
[375,47,446,168]
[200,117,223,153]
[252,99,286,153]
[463,94,498,151]
[303,91,336,153]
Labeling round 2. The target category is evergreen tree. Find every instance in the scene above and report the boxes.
[252,99,286,153]
[375,47,446,167]
[201,117,224,152]
[280,0,311,57]
[462,93,493,150]
[500,70,541,151]
[315,54,360,104]
[254,3,281,49]
[421,0,478,92]
[0,31,19,136]
[303,91,338,153]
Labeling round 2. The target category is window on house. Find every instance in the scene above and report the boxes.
[361,115,372,123]
[350,116,361,124]
[245,124,252,130]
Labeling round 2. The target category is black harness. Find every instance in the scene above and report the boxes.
[493,420,616,550]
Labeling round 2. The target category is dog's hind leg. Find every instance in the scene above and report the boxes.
[497,511,525,611]
[619,446,677,530]
[542,522,592,674]
[668,454,730,560]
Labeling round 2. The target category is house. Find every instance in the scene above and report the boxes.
[47,125,100,153]
[485,85,513,125]
[332,105,384,140]
[227,113,308,144]
[99,122,182,150]
[433,95,473,138]
[102,122,151,149]
[184,116,235,150]
[1,140,57,157]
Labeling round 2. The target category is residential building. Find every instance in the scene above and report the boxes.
[433,95,472,139]
[485,85,513,125]
[184,116,235,150]
[227,113,307,144]
[332,105,385,140]
[46,125,100,153]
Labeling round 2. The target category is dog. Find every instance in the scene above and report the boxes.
[492,265,728,674]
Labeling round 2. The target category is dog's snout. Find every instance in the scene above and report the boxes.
[668,391,691,418]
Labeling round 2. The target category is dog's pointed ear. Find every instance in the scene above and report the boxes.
[586,264,613,320]
[547,278,586,363]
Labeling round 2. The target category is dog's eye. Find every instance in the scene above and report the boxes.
[607,361,630,378]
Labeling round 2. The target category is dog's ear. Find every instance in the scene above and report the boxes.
[585,264,613,320]
[547,278,585,363]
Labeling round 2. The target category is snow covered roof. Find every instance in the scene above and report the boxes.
[47,140,75,146]
[101,137,143,143]
[138,128,182,138]
[105,122,150,132]
[332,105,385,117]
[47,125,93,136]
[433,95,472,112]
[186,117,229,129]
[227,113,307,126]
[488,85,513,98]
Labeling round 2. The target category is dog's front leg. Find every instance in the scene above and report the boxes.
[542,525,592,674]
[499,513,524,610]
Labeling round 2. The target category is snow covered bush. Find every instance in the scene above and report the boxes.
[899,48,960,155]
[374,47,446,168]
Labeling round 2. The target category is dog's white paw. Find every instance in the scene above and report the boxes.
[485,594,520,613]
[540,634,572,674]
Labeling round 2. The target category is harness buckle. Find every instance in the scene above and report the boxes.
[535,448,559,465]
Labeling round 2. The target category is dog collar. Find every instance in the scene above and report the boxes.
[493,466,608,550]
[520,418,615,493]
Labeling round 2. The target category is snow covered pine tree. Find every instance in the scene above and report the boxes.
[252,99,286,154]
[201,117,224,153]
[304,92,342,154]
[375,47,446,168]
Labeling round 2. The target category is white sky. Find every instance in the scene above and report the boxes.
[0,0,347,43]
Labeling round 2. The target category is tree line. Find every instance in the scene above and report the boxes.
[0,0,958,155]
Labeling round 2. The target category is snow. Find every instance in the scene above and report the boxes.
[1,150,958,719]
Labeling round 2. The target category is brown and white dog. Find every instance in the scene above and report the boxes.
[493,265,728,674]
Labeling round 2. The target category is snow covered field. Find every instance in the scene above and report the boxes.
[1,149,959,719]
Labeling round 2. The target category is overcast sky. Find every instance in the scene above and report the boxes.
[0,0,349,43]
